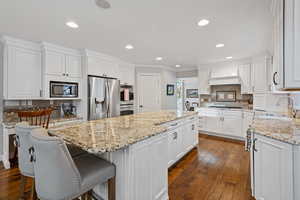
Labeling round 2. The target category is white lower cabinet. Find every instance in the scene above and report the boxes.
[252,134,294,200]
[167,118,198,168]
[198,109,248,140]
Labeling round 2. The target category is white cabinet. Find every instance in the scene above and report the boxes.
[222,110,243,138]
[198,108,245,140]
[252,56,271,94]
[84,50,120,79]
[167,118,198,168]
[252,134,294,200]
[238,63,252,94]
[1,36,42,99]
[198,67,210,94]
[271,0,300,89]
[128,132,168,200]
[119,62,135,86]
[42,43,82,78]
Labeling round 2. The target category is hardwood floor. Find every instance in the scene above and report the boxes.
[169,134,254,200]
[0,134,254,200]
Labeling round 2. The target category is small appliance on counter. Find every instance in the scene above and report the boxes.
[120,85,134,116]
[61,103,77,118]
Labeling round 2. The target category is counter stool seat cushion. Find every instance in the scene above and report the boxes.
[74,154,115,189]
[67,144,87,158]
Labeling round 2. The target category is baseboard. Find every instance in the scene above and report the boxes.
[199,131,245,142]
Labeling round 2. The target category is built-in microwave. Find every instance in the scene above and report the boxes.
[50,81,78,98]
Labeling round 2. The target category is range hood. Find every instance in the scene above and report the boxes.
[208,75,241,85]
[208,66,241,85]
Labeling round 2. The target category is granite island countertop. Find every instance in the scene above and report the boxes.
[252,116,300,145]
[48,110,197,154]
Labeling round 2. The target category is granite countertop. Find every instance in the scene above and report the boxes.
[252,116,300,145]
[2,117,83,129]
[48,110,197,154]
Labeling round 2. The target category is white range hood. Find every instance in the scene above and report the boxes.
[208,65,241,85]
[208,75,241,85]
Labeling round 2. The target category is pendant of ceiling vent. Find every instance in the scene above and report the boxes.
[95,0,111,9]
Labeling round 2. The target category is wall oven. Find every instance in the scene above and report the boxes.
[120,85,134,116]
[50,81,78,98]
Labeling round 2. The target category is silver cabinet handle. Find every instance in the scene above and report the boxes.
[273,72,279,86]
[173,132,178,140]
[192,124,195,130]
[62,73,65,76]
[253,138,258,152]
[170,123,178,127]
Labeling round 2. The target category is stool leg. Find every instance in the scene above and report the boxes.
[19,175,27,200]
[108,177,116,200]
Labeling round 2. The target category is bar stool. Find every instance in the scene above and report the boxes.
[15,121,87,200]
[30,128,116,200]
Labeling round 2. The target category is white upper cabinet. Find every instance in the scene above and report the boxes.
[271,0,300,89]
[119,61,135,86]
[84,50,120,79]
[1,36,42,99]
[252,55,271,94]
[238,63,252,94]
[198,67,210,94]
[42,43,82,79]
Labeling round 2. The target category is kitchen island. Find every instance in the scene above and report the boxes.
[49,110,199,200]
[249,115,300,200]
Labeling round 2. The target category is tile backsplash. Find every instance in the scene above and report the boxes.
[199,84,253,108]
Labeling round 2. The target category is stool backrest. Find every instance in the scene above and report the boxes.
[15,123,42,177]
[18,108,53,129]
[30,129,82,200]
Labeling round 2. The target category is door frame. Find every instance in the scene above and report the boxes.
[136,72,162,113]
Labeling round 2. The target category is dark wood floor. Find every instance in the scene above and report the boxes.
[0,134,254,200]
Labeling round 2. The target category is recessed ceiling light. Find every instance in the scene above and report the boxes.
[156,57,163,61]
[66,21,79,29]
[226,56,233,59]
[198,19,210,26]
[125,44,134,50]
[175,64,181,68]
[216,43,225,48]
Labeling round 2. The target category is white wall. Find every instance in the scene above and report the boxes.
[135,66,177,111]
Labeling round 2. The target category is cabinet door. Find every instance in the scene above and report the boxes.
[254,134,294,200]
[239,64,252,94]
[119,62,135,85]
[198,68,210,94]
[175,126,185,161]
[222,112,243,138]
[284,0,300,88]
[167,131,177,167]
[7,46,42,99]
[252,57,269,93]
[182,122,193,153]
[151,135,168,200]
[66,55,82,78]
[206,114,222,133]
[88,57,119,78]
[44,50,66,76]
[253,94,266,111]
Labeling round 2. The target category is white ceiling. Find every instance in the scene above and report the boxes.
[0,0,272,70]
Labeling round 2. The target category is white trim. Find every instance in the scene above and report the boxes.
[135,64,176,72]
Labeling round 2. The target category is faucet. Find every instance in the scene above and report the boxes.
[276,96,297,118]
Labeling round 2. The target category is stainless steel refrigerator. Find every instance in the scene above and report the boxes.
[88,75,120,120]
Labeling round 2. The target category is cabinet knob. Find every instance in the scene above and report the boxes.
[62,73,65,76]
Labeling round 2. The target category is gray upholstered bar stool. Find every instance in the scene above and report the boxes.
[30,128,116,200]
[15,122,87,200]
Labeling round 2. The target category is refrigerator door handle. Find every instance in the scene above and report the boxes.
[106,79,110,117]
